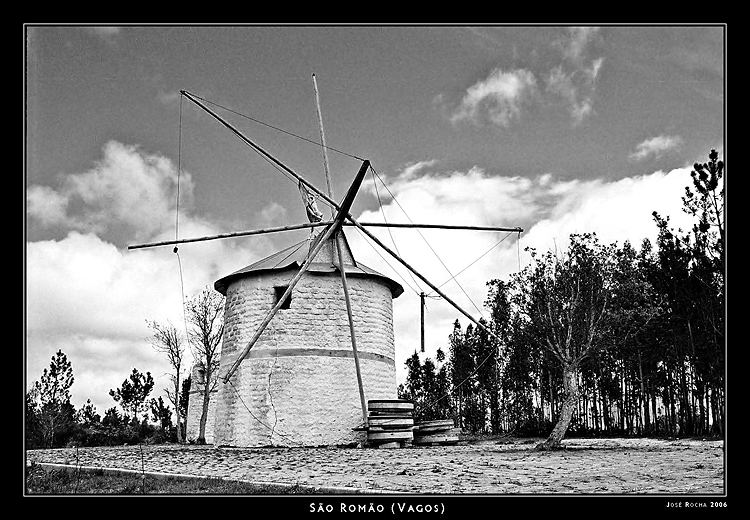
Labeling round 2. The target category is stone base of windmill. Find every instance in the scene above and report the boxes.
[365,400,414,448]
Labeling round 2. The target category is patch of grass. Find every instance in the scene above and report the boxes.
[25,464,318,495]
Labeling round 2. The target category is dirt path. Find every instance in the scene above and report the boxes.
[26,437,724,494]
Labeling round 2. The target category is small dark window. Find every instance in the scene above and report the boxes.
[274,285,292,309]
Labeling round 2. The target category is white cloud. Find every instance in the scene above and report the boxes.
[349,161,695,382]
[26,142,264,415]
[561,27,600,64]
[401,160,438,180]
[259,201,288,225]
[445,27,604,127]
[26,185,69,226]
[26,228,259,414]
[157,90,181,106]
[546,28,604,126]
[629,135,684,161]
[449,68,538,127]
[27,141,194,242]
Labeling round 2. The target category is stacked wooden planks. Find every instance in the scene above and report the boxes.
[413,419,460,445]
[366,400,414,449]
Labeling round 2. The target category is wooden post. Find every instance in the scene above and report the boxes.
[420,292,425,353]
[312,73,335,220]
[312,80,368,427]
[335,232,368,427]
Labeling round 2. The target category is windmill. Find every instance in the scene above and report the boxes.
[129,83,522,447]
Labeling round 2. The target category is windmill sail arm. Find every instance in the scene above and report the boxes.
[334,160,369,229]
[180,90,342,214]
[128,221,523,251]
[347,222,523,233]
[177,91,524,235]
[348,215,501,342]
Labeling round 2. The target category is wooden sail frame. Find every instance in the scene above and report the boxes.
[128,89,522,424]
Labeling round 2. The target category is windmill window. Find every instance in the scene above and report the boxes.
[274,286,292,309]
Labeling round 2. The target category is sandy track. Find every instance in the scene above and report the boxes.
[26,437,724,494]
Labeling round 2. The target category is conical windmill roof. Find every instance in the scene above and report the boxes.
[214,233,404,298]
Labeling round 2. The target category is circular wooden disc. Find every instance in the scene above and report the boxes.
[415,427,460,436]
[418,419,454,428]
[413,434,459,444]
[416,425,455,434]
[367,425,414,432]
[367,414,413,419]
[368,400,414,411]
[368,417,414,428]
[368,430,414,441]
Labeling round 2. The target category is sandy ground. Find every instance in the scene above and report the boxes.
[26,437,724,494]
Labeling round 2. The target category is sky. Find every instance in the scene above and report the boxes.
[25,25,724,417]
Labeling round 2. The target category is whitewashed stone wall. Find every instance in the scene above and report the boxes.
[213,269,397,447]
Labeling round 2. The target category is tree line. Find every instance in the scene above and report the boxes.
[399,150,724,446]
[25,287,224,449]
[25,351,192,449]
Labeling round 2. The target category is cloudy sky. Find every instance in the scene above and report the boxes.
[25,25,724,416]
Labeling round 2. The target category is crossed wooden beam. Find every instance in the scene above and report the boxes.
[128,90,522,426]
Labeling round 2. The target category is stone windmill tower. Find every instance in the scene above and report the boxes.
[130,85,521,448]
[208,235,402,446]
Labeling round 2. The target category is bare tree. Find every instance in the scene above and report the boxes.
[147,320,186,443]
[186,286,224,444]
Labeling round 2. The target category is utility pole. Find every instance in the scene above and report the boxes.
[420,292,425,353]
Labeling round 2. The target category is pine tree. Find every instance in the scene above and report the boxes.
[32,350,76,448]
[109,368,155,423]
